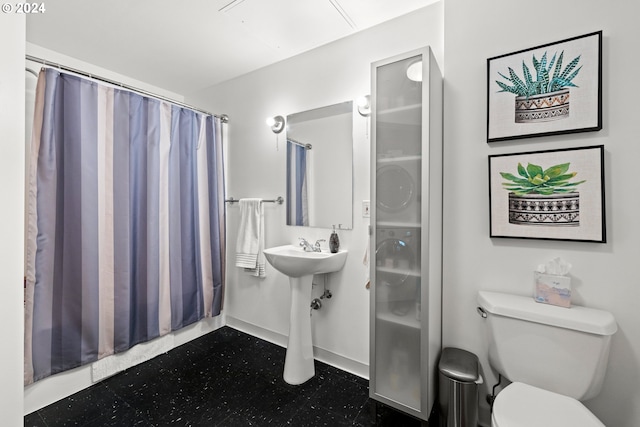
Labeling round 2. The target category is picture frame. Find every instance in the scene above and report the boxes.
[487,31,602,143]
[489,145,605,243]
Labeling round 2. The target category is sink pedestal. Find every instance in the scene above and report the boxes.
[283,274,315,385]
[261,245,347,386]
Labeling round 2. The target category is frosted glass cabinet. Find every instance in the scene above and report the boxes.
[369,47,442,422]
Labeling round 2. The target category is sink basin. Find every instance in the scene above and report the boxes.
[263,245,347,278]
[263,244,347,385]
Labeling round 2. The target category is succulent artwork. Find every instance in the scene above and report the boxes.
[496,51,582,98]
[500,162,585,196]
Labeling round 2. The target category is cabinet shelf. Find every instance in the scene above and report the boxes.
[375,265,420,278]
[376,154,422,164]
[376,221,421,228]
[376,302,421,329]
[378,103,421,114]
[377,103,422,126]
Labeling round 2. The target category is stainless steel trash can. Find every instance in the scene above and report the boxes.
[438,347,482,427]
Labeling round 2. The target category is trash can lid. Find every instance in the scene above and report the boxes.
[438,347,479,383]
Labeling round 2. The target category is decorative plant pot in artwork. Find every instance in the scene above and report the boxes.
[508,192,580,226]
[514,89,570,123]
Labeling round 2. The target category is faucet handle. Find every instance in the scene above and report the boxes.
[299,237,312,251]
[314,239,326,251]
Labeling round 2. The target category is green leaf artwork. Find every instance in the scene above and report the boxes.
[496,50,582,98]
[500,162,586,196]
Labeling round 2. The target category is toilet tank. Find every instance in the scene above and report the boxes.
[477,291,617,401]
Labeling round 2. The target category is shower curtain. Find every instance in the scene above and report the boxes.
[286,140,308,226]
[24,68,225,384]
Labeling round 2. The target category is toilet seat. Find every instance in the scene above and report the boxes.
[492,382,604,427]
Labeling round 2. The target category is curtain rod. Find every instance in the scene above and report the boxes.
[25,54,228,123]
[287,138,312,150]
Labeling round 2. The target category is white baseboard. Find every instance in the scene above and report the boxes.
[226,316,369,380]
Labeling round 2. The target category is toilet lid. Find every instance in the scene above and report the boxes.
[492,382,605,427]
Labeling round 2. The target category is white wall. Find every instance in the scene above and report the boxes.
[444,1,640,426]
[0,13,26,427]
[26,43,185,101]
[186,3,444,377]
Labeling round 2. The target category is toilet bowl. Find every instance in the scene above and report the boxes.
[491,382,604,427]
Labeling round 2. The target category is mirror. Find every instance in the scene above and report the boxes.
[286,101,353,229]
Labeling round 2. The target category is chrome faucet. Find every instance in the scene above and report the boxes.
[299,238,324,252]
[299,238,314,252]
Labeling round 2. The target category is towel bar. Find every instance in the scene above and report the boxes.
[225,196,284,205]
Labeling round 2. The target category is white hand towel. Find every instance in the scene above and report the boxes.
[235,198,266,277]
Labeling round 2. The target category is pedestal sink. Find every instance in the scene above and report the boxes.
[263,245,347,385]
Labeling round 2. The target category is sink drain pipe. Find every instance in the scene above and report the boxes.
[310,275,332,312]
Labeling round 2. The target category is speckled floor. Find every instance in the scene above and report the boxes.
[24,326,433,426]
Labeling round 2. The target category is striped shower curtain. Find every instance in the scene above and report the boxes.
[24,68,225,384]
[286,140,308,226]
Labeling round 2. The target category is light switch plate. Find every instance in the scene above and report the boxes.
[362,200,370,218]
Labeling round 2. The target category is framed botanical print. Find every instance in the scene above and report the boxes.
[489,145,605,242]
[487,31,602,142]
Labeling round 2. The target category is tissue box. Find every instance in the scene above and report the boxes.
[534,272,571,308]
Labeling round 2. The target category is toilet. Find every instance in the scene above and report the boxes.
[477,291,617,427]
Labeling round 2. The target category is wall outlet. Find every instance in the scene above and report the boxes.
[362,200,370,218]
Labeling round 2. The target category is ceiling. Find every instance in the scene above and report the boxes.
[26,0,438,96]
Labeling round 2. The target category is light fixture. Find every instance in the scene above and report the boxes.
[266,115,285,134]
[406,60,423,82]
[356,95,371,117]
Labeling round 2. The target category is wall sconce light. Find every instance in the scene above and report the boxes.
[356,95,371,117]
[266,115,285,134]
